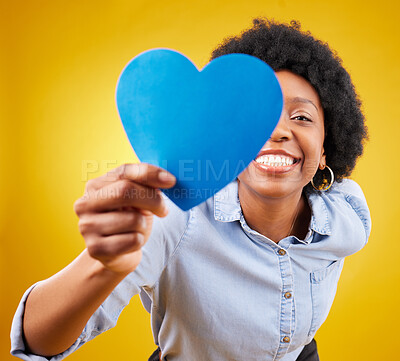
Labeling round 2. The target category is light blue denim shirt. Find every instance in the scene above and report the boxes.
[11,179,371,361]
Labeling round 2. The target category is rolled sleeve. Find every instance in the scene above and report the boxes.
[10,276,137,361]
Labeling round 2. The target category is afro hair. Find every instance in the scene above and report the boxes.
[210,18,368,189]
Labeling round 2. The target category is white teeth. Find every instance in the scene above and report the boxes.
[255,154,295,167]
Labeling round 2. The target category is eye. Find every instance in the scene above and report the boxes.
[292,115,312,122]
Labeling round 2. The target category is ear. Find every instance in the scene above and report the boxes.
[319,148,326,170]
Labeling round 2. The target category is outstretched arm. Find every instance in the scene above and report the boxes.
[22,163,176,357]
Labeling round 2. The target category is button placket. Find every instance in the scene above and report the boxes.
[275,247,294,358]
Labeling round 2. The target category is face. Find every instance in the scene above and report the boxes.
[238,70,326,199]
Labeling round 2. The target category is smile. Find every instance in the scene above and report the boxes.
[255,154,298,166]
[252,152,300,174]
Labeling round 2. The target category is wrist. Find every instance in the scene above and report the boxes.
[82,249,139,280]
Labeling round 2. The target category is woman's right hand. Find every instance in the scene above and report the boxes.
[73,163,176,275]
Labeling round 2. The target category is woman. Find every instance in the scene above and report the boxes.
[11,18,371,361]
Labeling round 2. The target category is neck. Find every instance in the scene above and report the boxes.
[237,180,310,243]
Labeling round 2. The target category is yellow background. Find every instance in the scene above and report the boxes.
[1,0,399,360]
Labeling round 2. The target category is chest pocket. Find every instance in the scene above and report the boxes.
[308,259,344,337]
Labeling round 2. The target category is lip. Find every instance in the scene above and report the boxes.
[254,148,300,160]
[252,159,299,174]
[252,149,301,174]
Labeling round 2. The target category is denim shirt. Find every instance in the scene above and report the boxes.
[11,179,371,361]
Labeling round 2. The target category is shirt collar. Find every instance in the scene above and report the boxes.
[213,180,242,222]
[213,180,331,237]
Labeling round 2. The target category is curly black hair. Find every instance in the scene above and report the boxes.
[210,18,368,189]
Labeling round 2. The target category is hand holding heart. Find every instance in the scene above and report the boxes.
[74,163,176,274]
[74,49,282,272]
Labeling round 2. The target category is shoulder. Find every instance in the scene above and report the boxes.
[328,179,371,239]
[329,178,366,199]
[306,179,371,257]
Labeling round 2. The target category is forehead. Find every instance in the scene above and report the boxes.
[274,70,322,110]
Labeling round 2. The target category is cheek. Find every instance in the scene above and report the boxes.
[302,132,324,160]
[303,159,320,180]
[302,145,324,178]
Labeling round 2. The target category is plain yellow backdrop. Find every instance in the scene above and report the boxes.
[1,0,399,360]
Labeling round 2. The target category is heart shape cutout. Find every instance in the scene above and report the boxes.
[116,49,282,210]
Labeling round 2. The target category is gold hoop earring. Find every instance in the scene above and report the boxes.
[311,165,334,191]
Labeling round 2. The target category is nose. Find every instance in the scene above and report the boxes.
[269,116,292,142]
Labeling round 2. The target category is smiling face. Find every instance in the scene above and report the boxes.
[238,70,326,199]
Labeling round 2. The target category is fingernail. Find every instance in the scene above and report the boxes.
[159,171,175,182]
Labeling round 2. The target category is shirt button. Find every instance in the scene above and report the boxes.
[284,292,292,299]
[278,249,286,256]
[282,336,291,343]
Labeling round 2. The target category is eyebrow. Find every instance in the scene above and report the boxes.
[287,97,319,112]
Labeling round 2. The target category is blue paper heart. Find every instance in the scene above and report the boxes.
[116,49,282,211]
